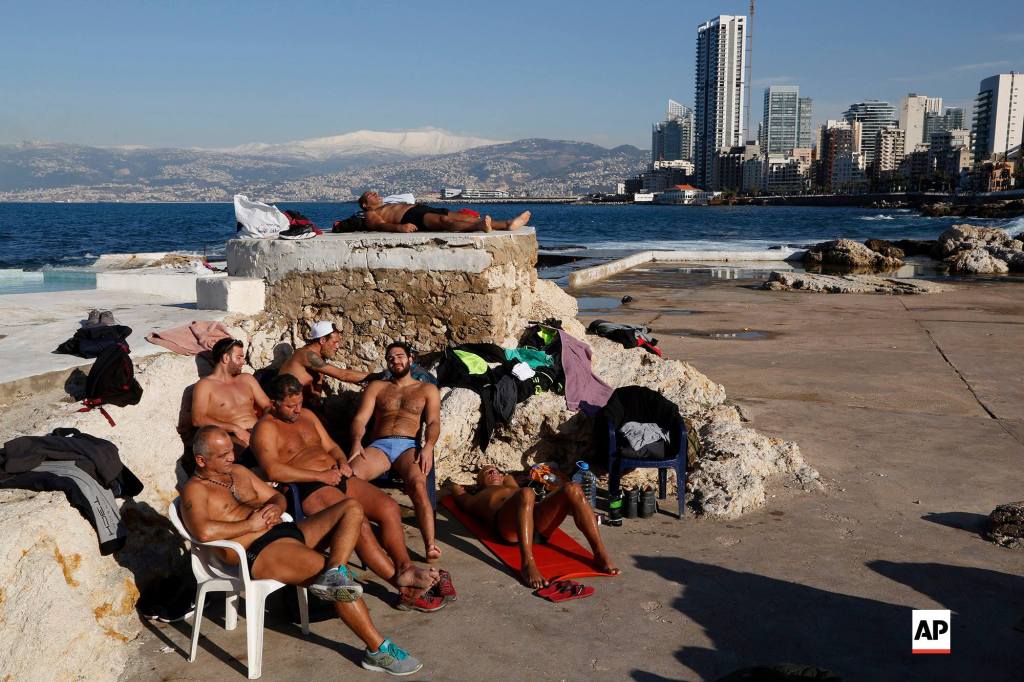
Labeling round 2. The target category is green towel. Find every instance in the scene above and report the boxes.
[504,347,553,369]
[453,349,489,375]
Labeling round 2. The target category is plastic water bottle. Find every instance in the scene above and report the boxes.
[571,461,598,509]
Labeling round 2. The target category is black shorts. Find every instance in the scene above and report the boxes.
[245,522,305,570]
[285,478,348,518]
[400,204,448,229]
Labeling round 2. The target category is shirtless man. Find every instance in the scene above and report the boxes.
[180,426,422,675]
[349,342,441,561]
[278,321,370,408]
[447,466,619,589]
[252,373,450,611]
[191,338,269,460]
[358,190,531,234]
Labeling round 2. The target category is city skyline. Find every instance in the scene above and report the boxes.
[0,1,1022,150]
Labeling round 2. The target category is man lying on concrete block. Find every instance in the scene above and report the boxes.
[332,191,530,233]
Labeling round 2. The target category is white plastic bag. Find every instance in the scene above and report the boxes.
[233,194,289,239]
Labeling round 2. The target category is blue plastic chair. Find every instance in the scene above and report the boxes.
[606,419,687,520]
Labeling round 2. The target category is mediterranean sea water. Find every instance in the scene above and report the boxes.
[1,201,1022,272]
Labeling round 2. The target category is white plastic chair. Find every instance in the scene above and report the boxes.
[168,498,310,679]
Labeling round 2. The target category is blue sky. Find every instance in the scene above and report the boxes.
[1,0,1022,149]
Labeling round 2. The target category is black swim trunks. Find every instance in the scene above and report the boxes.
[245,522,305,570]
[400,204,449,229]
[284,477,349,518]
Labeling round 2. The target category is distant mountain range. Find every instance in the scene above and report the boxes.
[0,130,647,202]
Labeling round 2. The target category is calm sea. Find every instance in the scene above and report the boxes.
[1,202,1022,272]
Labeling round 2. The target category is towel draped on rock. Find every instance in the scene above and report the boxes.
[146,320,231,356]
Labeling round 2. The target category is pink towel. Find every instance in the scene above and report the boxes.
[559,330,613,413]
[146,321,231,356]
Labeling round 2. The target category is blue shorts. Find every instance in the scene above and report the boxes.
[369,437,418,463]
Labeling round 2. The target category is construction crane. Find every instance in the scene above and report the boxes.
[744,0,755,143]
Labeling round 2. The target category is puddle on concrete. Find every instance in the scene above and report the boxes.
[660,328,775,340]
[576,296,622,312]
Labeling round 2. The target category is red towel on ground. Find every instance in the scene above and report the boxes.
[441,495,616,583]
[146,321,231,356]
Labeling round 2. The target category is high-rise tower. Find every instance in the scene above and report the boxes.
[694,14,747,188]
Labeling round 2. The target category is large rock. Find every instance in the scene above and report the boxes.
[0,490,140,682]
[804,239,903,272]
[935,224,1016,258]
[435,281,818,518]
[688,419,820,518]
[946,247,1011,274]
[0,346,235,682]
[763,271,951,295]
[984,500,1024,549]
[863,239,905,260]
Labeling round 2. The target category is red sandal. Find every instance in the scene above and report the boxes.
[536,580,594,603]
[397,591,447,613]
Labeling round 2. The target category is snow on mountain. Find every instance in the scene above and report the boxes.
[225,128,504,161]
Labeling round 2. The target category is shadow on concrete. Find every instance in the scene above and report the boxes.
[141,617,248,676]
[920,511,988,535]
[433,506,510,578]
[630,555,1024,681]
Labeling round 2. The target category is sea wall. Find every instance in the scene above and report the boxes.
[228,229,537,366]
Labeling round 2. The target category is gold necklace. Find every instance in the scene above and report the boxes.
[195,472,245,504]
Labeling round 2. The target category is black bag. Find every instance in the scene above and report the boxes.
[79,343,143,426]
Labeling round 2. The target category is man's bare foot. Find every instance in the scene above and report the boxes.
[508,211,531,230]
[481,215,492,232]
[595,552,620,575]
[393,564,439,599]
[521,562,547,589]
[426,544,442,562]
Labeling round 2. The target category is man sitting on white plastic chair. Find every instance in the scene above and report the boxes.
[180,425,423,676]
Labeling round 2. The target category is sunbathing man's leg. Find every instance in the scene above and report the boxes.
[494,487,547,588]
[421,212,489,232]
[304,485,437,598]
[534,483,619,575]
[482,211,531,232]
[252,502,385,650]
[392,448,438,561]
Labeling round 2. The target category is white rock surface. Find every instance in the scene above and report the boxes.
[0,490,140,682]
[946,247,1011,274]
[763,271,952,294]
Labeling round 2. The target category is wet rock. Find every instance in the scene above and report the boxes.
[863,239,905,260]
[804,239,903,272]
[763,271,950,295]
[985,500,1024,549]
[892,239,939,257]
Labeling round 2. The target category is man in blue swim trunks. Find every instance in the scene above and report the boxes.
[349,341,443,561]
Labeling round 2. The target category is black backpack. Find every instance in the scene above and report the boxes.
[78,343,143,426]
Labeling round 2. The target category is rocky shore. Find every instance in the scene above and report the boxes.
[0,240,819,680]
[764,223,1024,294]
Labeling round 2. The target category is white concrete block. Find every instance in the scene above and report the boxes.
[226,228,535,281]
[96,269,216,302]
[197,276,266,315]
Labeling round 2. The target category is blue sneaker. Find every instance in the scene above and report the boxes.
[361,638,423,676]
[309,565,362,603]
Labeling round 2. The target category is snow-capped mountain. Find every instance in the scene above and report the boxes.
[225,128,504,161]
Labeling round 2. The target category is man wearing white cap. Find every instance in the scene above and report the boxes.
[279,321,370,407]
